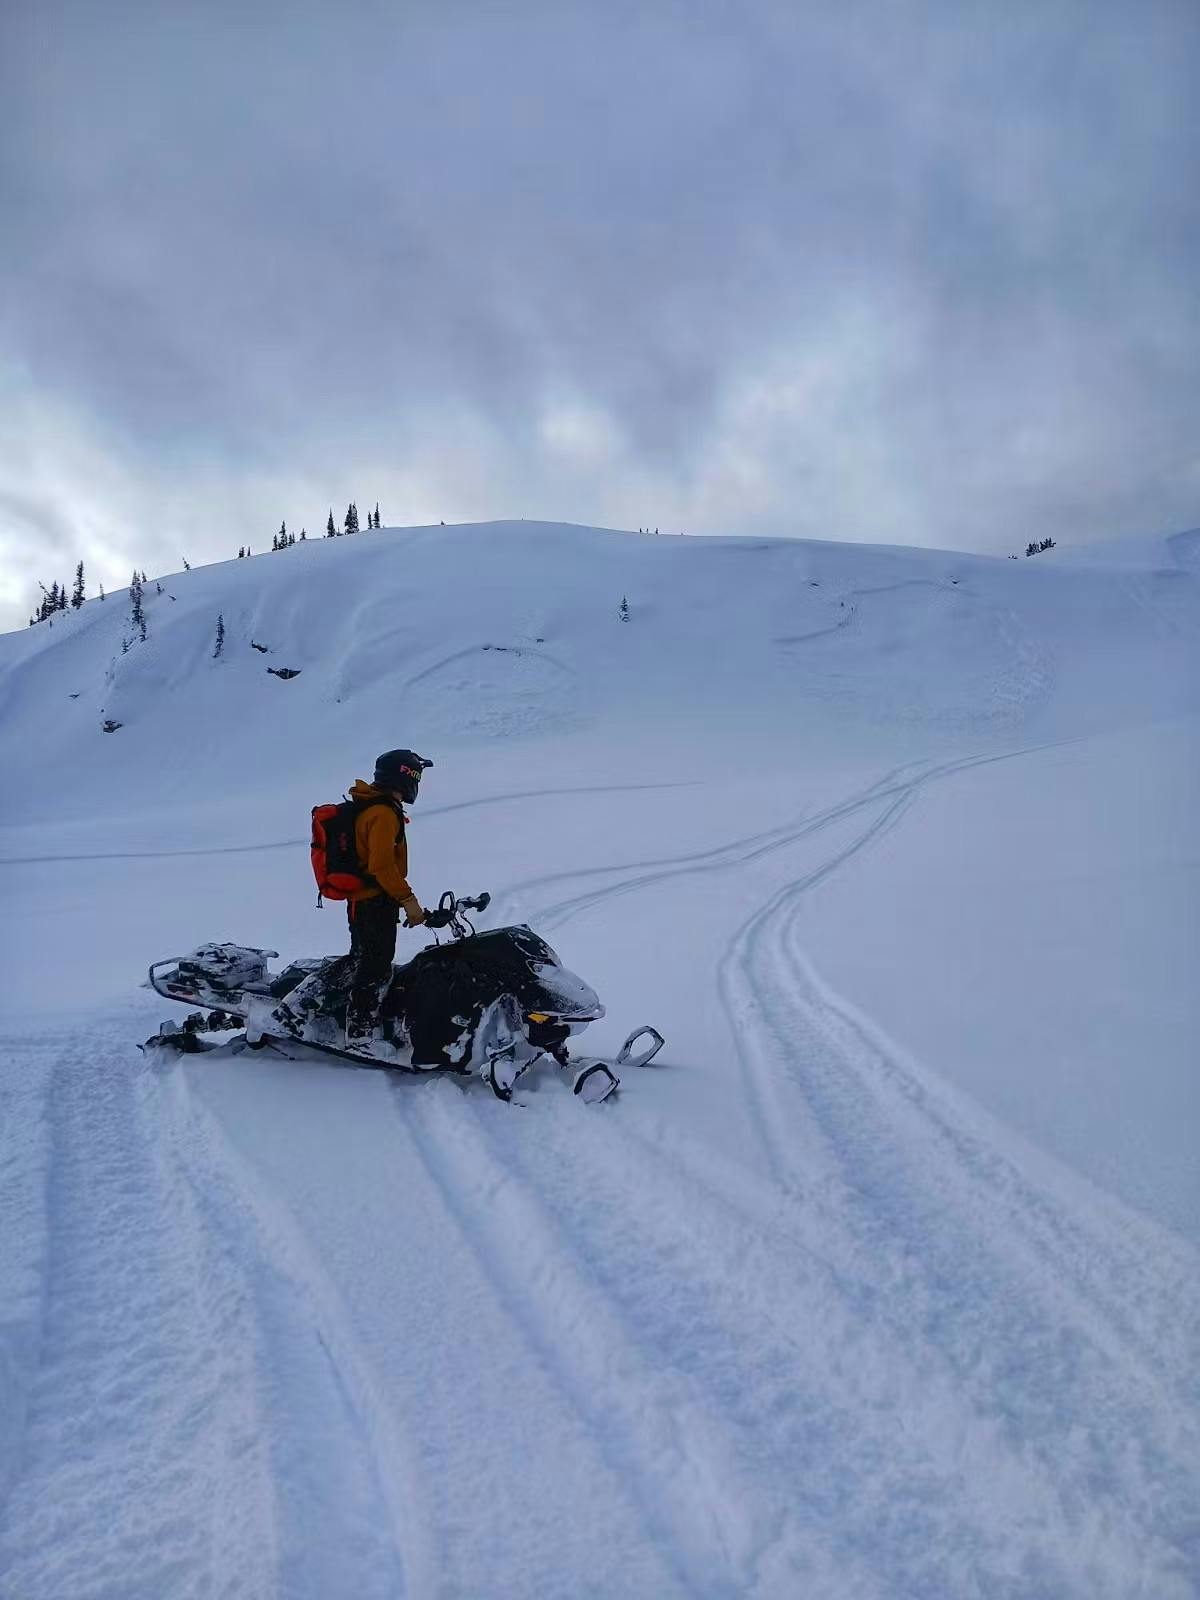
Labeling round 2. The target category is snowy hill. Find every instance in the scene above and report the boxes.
[1,519,1198,1598]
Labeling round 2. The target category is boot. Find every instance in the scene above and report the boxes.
[344,999,382,1053]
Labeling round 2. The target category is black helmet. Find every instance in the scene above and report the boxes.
[374,748,433,803]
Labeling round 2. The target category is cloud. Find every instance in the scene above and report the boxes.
[1,0,1198,628]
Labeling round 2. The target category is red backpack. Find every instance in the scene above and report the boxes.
[311,797,379,905]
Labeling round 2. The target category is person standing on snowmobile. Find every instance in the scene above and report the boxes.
[344,748,441,1044]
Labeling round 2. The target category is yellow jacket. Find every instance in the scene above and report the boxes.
[348,780,424,922]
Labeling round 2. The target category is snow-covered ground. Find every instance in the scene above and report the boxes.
[1,520,1197,1598]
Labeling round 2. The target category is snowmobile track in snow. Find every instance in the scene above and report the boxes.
[710,769,1199,1597]
[2,748,1196,1598]
[0,780,690,867]
[494,744,1200,1595]
[498,743,1071,933]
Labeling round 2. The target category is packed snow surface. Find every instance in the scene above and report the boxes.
[1,520,1197,1598]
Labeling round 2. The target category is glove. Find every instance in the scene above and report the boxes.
[400,894,425,927]
[424,906,454,929]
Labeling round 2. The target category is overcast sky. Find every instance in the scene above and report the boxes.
[2,0,1197,628]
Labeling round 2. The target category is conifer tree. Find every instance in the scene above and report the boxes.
[326,509,336,538]
[130,571,146,640]
[213,613,226,659]
[344,502,359,535]
[374,502,381,529]
[620,596,630,622]
[72,561,86,609]
[279,521,287,549]
[299,527,306,541]
[182,558,191,571]
[99,582,105,601]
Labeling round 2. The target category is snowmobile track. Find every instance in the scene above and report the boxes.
[397,1080,884,1597]
[500,743,1070,934]
[713,807,1199,1596]
[0,1045,284,1600]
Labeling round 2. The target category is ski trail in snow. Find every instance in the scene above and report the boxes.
[400,639,576,688]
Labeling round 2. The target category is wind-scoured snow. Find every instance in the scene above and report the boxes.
[1,520,1197,1598]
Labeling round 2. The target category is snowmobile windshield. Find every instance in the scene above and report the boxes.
[506,927,561,968]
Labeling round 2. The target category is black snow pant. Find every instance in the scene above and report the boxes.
[346,894,400,1028]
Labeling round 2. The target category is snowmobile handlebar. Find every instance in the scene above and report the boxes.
[428,890,491,939]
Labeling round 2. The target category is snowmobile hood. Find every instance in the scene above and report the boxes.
[525,962,604,1021]
[398,926,603,1021]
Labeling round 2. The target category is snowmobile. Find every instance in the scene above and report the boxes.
[142,892,664,1103]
